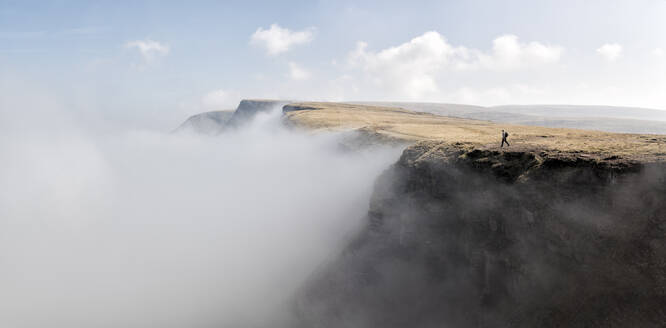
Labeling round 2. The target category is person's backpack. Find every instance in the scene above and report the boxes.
[505,132,509,137]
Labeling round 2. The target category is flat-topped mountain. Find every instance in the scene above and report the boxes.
[178,99,666,327]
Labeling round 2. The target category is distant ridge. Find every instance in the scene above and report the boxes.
[491,104,666,121]
[350,102,666,134]
[177,100,666,135]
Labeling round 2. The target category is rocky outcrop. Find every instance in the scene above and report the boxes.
[174,110,234,134]
[295,141,666,327]
[227,99,290,126]
[174,99,289,134]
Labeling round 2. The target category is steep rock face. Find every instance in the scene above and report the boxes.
[174,110,234,134]
[174,100,289,134]
[227,99,289,126]
[295,142,666,327]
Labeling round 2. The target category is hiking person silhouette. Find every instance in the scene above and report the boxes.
[501,130,510,148]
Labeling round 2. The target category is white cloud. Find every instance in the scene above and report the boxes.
[0,97,400,327]
[347,31,563,99]
[477,34,563,71]
[450,84,547,105]
[348,32,456,98]
[288,62,311,80]
[201,89,240,110]
[250,24,314,55]
[653,48,664,57]
[596,43,622,62]
[125,39,170,63]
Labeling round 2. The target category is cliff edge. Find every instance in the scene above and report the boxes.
[174,100,666,326]
[295,141,666,327]
[281,102,666,327]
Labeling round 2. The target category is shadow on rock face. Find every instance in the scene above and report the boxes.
[174,99,291,135]
[293,142,666,328]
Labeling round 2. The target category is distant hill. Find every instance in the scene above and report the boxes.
[351,102,666,134]
[492,104,666,121]
[352,101,487,117]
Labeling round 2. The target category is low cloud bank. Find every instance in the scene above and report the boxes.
[0,103,401,327]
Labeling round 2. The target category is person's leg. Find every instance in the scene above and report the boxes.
[506,140,510,146]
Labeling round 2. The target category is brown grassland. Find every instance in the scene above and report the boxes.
[284,102,666,162]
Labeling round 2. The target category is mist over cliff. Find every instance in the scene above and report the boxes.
[0,101,401,327]
[2,95,665,328]
[295,143,666,327]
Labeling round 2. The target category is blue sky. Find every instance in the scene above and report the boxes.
[1,0,666,129]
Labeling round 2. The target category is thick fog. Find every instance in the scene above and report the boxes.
[0,98,401,327]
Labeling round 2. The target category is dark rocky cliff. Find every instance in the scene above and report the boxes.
[295,141,666,327]
[174,110,234,134]
[227,99,290,126]
[174,99,288,134]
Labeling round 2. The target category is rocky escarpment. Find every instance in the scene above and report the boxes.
[295,142,666,328]
[227,99,290,126]
[175,99,288,134]
[175,110,234,134]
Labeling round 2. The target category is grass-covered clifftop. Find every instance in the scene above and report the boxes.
[283,102,666,163]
